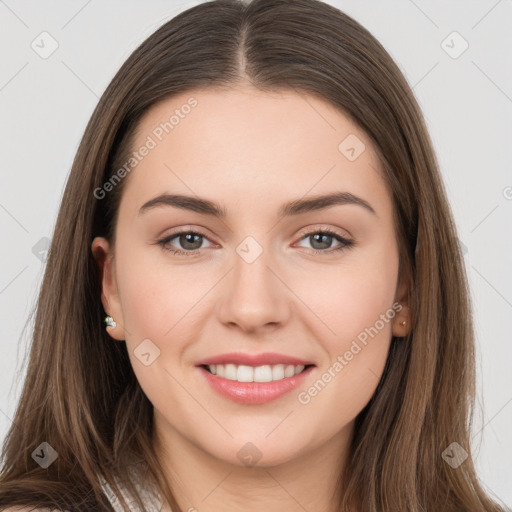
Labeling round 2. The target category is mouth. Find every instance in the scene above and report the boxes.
[201,363,314,382]
[197,362,315,405]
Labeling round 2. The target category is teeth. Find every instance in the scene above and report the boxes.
[254,365,272,382]
[224,364,237,381]
[206,363,306,382]
[237,365,254,382]
[284,364,295,378]
[272,364,285,380]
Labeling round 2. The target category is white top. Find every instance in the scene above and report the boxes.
[98,464,168,512]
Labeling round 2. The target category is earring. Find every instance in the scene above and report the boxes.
[104,315,117,328]
[401,320,406,326]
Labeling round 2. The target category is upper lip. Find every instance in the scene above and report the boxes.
[196,352,315,367]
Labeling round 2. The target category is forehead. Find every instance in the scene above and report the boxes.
[119,86,389,219]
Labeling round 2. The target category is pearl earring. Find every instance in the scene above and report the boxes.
[104,315,117,328]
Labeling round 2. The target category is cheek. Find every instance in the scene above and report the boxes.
[294,243,399,421]
[294,241,398,385]
[114,242,226,394]
[115,241,209,339]
[295,237,400,346]
[114,254,199,414]
[112,242,187,380]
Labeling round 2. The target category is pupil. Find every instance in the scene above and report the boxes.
[181,233,201,250]
[311,233,332,250]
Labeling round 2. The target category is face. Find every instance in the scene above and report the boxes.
[92,85,409,469]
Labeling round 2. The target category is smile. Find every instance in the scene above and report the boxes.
[205,363,307,382]
[198,363,315,405]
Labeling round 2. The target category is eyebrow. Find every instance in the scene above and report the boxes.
[139,191,377,218]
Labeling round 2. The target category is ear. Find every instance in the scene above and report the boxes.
[392,267,411,338]
[91,237,125,341]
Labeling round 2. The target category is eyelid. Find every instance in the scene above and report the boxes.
[295,224,352,240]
[160,225,215,241]
[161,224,351,242]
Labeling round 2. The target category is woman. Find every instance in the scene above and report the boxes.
[0,0,506,511]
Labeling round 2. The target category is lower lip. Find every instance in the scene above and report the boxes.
[198,365,314,405]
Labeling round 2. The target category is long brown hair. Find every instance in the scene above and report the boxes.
[0,1,506,510]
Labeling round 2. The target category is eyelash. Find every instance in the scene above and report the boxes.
[157,228,354,257]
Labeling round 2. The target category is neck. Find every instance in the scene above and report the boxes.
[153,413,353,512]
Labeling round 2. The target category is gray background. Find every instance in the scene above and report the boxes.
[1,0,511,507]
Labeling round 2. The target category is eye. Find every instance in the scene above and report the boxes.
[158,230,213,255]
[295,228,353,254]
[157,227,354,257]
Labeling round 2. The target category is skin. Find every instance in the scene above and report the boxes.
[92,85,410,512]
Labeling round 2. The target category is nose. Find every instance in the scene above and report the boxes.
[216,244,291,334]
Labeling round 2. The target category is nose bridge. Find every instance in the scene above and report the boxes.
[233,238,272,294]
[217,234,290,332]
